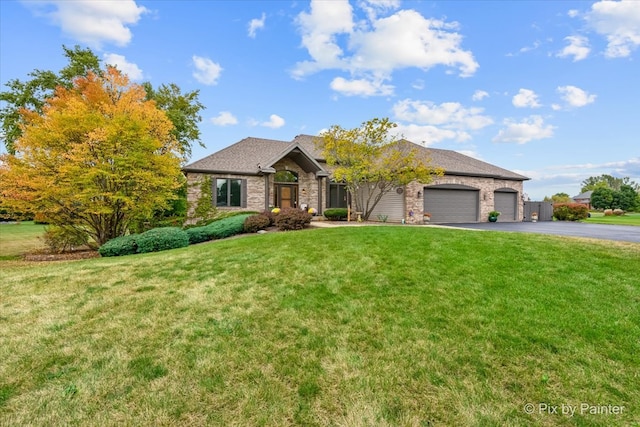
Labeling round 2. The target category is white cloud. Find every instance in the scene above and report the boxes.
[493,115,555,144]
[210,111,238,126]
[248,13,266,38]
[330,76,393,96]
[393,123,463,146]
[392,99,492,145]
[26,0,147,48]
[261,114,285,129]
[103,53,143,80]
[347,10,478,77]
[556,85,596,108]
[293,0,354,77]
[293,1,478,95]
[519,40,541,53]
[586,0,640,58]
[512,89,542,108]
[393,99,493,131]
[192,55,222,85]
[557,35,591,61]
[358,0,401,20]
[568,9,580,18]
[472,90,489,101]
[412,79,425,90]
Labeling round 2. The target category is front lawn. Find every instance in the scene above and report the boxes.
[584,212,640,226]
[0,221,46,259]
[1,227,638,426]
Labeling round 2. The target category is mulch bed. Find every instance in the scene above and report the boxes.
[23,250,101,262]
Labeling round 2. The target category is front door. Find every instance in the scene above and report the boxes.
[277,184,297,208]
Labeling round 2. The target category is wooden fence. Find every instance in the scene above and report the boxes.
[523,201,554,222]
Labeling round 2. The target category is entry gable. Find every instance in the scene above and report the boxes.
[263,142,329,177]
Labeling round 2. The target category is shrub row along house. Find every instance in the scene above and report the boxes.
[183,135,529,224]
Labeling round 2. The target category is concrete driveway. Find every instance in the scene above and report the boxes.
[440,221,640,243]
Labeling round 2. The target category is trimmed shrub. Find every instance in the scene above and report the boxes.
[604,209,614,216]
[186,214,250,244]
[553,203,589,221]
[324,208,348,221]
[184,226,211,245]
[274,208,312,231]
[99,234,138,257]
[613,208,624,216]
[259,210,275,226]
[244,214,272,233]
[135,227,190,254]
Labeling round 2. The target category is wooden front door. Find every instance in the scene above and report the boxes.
[277,184,297,209]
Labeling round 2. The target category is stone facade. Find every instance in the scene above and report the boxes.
[185,172,266,224]
[405,175,524,224]
[187,169,524,224]
[270,158,321,211]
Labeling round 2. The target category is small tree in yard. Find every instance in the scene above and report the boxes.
[317,118,443,220]
[0,68,184,246]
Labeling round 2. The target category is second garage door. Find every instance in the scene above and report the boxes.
[494,190,518,221]
[424,186,479,223]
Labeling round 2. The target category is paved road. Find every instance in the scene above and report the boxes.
[440,221,640,243]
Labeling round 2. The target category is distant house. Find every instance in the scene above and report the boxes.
[183,135,530,223]
[573,190,593,209]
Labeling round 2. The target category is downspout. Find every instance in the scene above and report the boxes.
[264,174,270,211]
[317,176,323,214]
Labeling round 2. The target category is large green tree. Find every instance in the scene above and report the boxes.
[591,187,615,210]
[544,192,572,203]
[581,174,639,192]
[317,118,443,220]
[0,45,101,154]
[0,68,184,245]
[1,45,205,160]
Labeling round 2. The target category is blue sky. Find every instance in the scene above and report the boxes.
[1,0,639,200]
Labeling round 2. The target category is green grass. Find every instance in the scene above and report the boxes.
[584,212,640,226]
[0,222,46,259]
[1,226,639,426]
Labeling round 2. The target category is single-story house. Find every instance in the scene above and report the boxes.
[573,190,593,209]
[183,134,530,223]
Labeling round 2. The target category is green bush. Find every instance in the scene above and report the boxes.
[135,227,190,254]
[98,235,138,257]
[186,214,250,244]
[553,203,589,221]
[274,208,312,231]
[243,214,272,233]
[43,225,89,253]
[324,208,348,221]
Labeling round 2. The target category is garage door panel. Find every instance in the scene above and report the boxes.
[494,192,517,221]
[424,189,478,223]
[361,186,404,221]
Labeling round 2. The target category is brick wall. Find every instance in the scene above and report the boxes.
[405,175,524,223]
[185,172,265,224]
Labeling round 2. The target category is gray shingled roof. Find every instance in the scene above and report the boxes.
[184,134,529,181]
[183,137,290,174]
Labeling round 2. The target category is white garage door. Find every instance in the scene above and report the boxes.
[494,191,517,221]
[424,187,479,223]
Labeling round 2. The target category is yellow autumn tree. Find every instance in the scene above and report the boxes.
[0,67,183,245]
[318,118,444,220]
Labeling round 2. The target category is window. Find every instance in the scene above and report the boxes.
[216,178,244,207]
[328,181,348,208]
[274,170,298,183]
